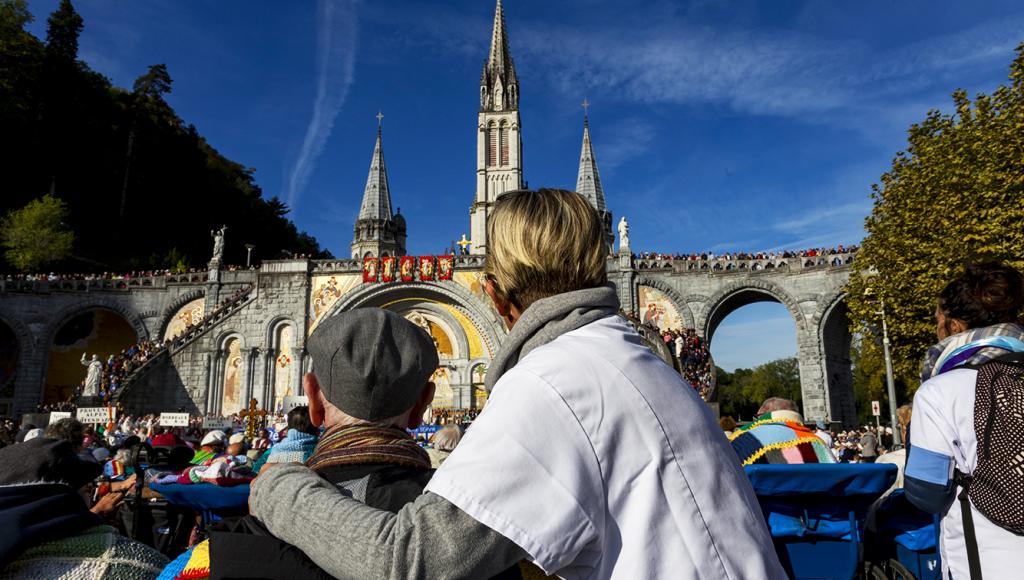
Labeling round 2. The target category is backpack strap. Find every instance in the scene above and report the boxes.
[954,469,984,580]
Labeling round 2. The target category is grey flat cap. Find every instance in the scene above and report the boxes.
[307,308,439,421]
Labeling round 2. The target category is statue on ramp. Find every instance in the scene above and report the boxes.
[80,353,103,398]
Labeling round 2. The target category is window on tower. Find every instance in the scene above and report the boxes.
[500,122,509,166]
[488,123,497,167]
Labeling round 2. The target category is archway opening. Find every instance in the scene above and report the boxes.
[0,319,19,414]
[822,298,856,426]
[708,294,799,422]
[46,309,138,404]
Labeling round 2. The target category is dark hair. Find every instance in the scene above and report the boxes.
[44,418,85,449]
[287,406,318,436]
[939,262,1024,331]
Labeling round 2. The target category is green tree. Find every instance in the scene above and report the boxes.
[44,0,82,62]
[846,45,1024,387]
[1,194,74,271]
[717,357,802,420]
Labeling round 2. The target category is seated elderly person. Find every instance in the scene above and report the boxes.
[729,397,836,465]
[0,438,167,578]
[251,406,319,473]
[190,430,227,465]
[164,309,452,579]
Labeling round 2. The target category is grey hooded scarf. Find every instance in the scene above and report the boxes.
[485,284,621,392]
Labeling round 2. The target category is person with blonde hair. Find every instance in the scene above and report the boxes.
[251,188,783,578]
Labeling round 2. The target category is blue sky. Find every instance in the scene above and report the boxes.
[25,0,1024,370]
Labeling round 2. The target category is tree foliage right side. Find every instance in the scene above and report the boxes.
[846,44,1024,386]
[0,0,329,272]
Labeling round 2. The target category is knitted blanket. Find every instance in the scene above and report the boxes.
[730,414,836,466]
[264,430,318,465]
[306,425,431,473]
[156,540,209,580]
[1,525,168,579]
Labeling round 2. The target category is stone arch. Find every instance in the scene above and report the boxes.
[325,280,504,360]
[41,302,146,404]
[386,302,470,361]
[635,276,695,329]
[814,291,856,425]
[157,289,206,340]
[265,318,298,412]
[701,280,804,344]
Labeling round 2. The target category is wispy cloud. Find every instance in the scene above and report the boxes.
[285,0,360,208]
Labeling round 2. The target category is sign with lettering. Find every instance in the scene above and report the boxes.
[160,413,190,427]
[871,401,881,417]
[282,396,309,413]
[48,411,72,422]
[77,407,113,424]
[203,417,234,431]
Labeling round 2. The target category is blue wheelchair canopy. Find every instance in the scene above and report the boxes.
[745,463,897,580]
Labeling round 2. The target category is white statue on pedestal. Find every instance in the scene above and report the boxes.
[80,353,103,397]
[211,225,227,264]
[617,216,630,251]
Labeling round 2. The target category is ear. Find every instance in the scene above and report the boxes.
[484,279,510,318]
[950,318,969,335]
[405,381,436,430]
[304,373,325,427]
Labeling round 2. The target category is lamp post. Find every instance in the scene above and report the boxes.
[244,244,255,268]
[864,282,902,448]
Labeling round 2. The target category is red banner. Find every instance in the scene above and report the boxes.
[399,256,416,282]
[419,256,436,281]
[380,256,395,282]
[362,256,378,283]
[437,255,454,280]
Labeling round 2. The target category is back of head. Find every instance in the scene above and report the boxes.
[306,308,439,422]
[0,438,101,488]
[939,261,1024,330]
[287,406,318,436]
[757,397,800,417]
[44,418,85,449]
[486,188,607,309]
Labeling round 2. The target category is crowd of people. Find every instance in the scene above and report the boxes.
[634,244,859,262]
[1,266,257,284]
[0,190,1020,579]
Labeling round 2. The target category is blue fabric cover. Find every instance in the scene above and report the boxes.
[745,464,897,540]
[150,482,251,511]
[873,490,939,551]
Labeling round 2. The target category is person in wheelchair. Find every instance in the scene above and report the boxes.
[729,397,837,466]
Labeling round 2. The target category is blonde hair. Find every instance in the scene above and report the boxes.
[485,189,607,309]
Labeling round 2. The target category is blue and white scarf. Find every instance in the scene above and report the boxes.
[920,322,1024,382]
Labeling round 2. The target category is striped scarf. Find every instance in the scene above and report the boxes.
[306,425,431,473]
[920,322,1024,382]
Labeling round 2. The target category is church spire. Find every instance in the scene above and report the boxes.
[480,0,518,112]
[576,101,606,213]
[575,101,614,252]
[351,113,405,259]
[358,112,392,221]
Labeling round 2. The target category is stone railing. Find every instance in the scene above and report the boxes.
[312,259,360,273]
[634,252,857,274]
[111,286,256,404]
[0,270,259,294]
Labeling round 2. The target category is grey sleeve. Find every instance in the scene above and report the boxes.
[250,464,528,580]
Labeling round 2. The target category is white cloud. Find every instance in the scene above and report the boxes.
[285,0,360,209]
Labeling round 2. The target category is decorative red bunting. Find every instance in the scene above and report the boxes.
[419,256,436,281]
[380,256,395,282]
[362,257,378,283]
[437,255,454,280]
[399,256,416,282]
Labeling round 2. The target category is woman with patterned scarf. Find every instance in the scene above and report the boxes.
[905,261,1024,579]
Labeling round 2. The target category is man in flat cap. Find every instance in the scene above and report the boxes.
[206,308,444,579]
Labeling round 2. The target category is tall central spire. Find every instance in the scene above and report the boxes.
[480,0,518,112]
[470,0,523,255]
[575,103,614,252]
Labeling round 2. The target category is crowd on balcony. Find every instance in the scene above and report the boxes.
[1,265,260,284]
[634,244,859,263]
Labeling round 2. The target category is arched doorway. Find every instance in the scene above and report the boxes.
[819,294,856,425]
[220,335,244,415]
[269,322,297,412]
[45,309,138,404]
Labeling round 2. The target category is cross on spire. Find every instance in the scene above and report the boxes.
[582,98,590,126]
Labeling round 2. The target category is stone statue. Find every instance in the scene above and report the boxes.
[80,353,103,398]
[618,216,630,250]
[211,225,227,263]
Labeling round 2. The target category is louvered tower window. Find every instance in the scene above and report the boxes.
[488,123,497,167]
[500,122,509,166]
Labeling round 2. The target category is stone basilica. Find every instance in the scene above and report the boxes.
[0,0,859,425]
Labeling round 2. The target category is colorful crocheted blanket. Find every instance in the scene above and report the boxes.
[730,413,836,466]
[157,540,209,580]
